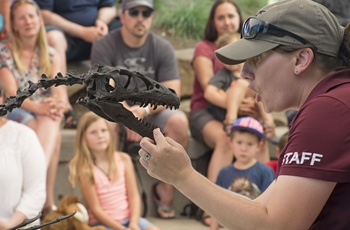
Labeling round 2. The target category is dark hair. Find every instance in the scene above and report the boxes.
[204,0,243,42]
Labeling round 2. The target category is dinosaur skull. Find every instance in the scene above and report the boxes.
[77,64,180,139]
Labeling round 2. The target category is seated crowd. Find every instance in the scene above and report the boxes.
[0,0,311,229]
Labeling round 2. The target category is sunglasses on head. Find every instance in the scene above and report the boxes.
[11,0,37,8]
[128,8,153,18]
[241,16,311,45]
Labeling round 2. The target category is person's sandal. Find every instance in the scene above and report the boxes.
[151,183,175,219]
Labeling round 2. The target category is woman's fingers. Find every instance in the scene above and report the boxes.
[138,128,193,185]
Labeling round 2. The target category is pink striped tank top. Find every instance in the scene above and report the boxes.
[89,153,130,224]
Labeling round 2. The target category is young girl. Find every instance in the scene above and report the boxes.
[69,112,158,230]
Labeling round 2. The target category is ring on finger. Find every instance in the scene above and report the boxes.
[144,152,151,162]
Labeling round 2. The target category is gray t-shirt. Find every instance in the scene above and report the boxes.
[91,29,179,87]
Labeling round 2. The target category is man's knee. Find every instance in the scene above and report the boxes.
[47,30,67,51]
[165,114,189,135]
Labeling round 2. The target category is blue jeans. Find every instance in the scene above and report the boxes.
[7,108,35,124]
[92,217,154,230]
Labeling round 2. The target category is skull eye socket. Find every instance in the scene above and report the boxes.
[106,77,116,92]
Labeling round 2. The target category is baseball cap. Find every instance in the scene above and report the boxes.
[122,0,153,11]
[231,117,265,139]
[215,0,344,65]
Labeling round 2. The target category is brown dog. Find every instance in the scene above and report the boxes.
[42,195,106,230]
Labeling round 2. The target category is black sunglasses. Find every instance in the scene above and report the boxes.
[242,16,311,45]
[128,8,153,18]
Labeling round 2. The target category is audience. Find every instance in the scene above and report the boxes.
[0,90,46,230]
[91,0,189,219]
[0,0,67,218]
[69,112,159,230]
[210,116,276,230]
[189,0,247,225]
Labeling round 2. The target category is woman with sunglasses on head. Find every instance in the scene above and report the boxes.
[0,0,67,218]
[138,0,350,228]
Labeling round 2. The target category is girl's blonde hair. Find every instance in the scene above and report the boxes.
[10,0,52,75]
[68,112,119,188]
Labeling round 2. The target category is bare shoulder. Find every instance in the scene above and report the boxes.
[117,151,132,163]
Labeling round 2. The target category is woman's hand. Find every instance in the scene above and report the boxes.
[139,128,193,185]
[36,97,64,120]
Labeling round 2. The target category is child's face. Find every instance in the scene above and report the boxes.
[85,119,111,154]
[230,131,261,163]
[224,62,243,75]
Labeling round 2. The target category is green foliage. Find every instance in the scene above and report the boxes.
[153,0,269,40]
[153,0,212,40]
[236,0,268,18]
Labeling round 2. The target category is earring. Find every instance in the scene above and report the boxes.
[294,68,299,74]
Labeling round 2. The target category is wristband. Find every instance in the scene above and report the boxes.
[144,106,150,116]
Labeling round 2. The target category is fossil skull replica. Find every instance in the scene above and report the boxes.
[0,64,180,140]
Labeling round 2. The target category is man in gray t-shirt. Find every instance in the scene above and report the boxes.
[91,0,189,219]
